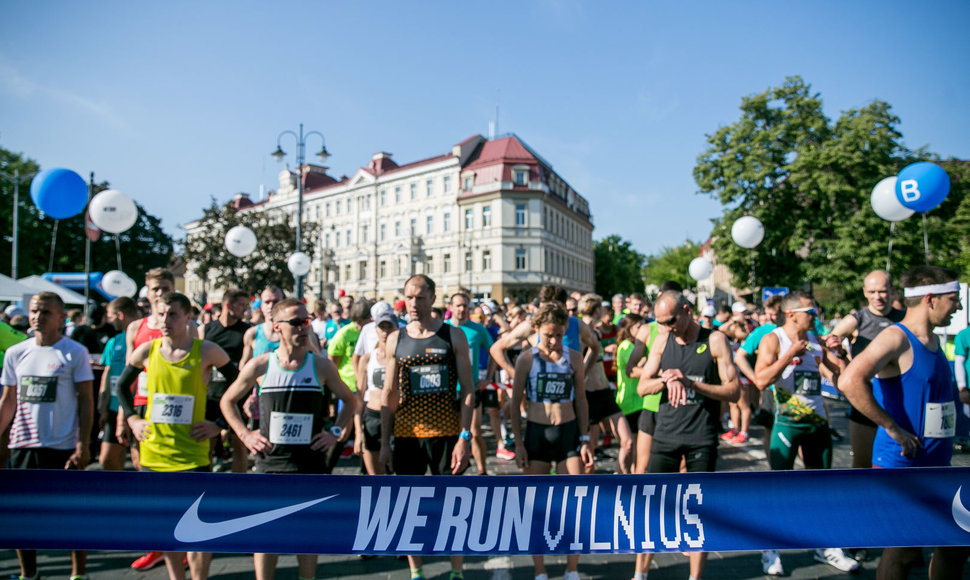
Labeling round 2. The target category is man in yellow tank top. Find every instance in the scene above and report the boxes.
[115,292,236,580]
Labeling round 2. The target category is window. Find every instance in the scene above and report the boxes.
[394,221,401,237]
[514,169,527,186]
[335,200,341,215]
[345,264,352,282]
[394,186,401,203]
[359,261,366,280]
[361,224,369,244]
[465,252,472,272]
[315,205,320,220]
[324,232,330,248]
[426,215,433,235]
[410,218,417,235]
[410,183,417,201]
[379,189,386,206]
[379,260,386,278]
[345,229,351,246]
[443,212,451,232]
[443,253,451,273]
[463,176,473,191]
[335,232,340,248]
[427,255,434,274]
[363,195,370,210]
[325,202,331,217]
[443,176,451,194]
[482,205,491,228]
[516,248,527,270]
[464,209,473,230]
[515,203,526,226]
[379,222,386,241]
[426,179,433,197]
[482,250,491,271]
[346,199,352,214]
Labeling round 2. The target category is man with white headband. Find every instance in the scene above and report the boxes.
[841,265,967,578]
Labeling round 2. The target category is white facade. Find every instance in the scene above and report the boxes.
[184,134,594,304]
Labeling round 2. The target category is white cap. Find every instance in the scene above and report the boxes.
[701,305,716,317]
[4,305,26,318]
[731,301,747,313]
[370,301,397,326]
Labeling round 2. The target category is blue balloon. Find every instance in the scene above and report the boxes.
[29,168,88,219]
[894,162,950,212]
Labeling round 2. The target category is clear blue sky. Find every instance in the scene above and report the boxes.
[2,1,968,259]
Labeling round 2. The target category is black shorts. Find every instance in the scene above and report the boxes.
[476,389,499,409]
[648,444,717,474]
[102,409,123,446]
[10,448,75,470]
[849,405,877,429]
[393,436,458,475]
[524,420,580,464]
[623,411,641,435]
[362,407,382,452]
[587,389,622,424]
[638,408,657,435]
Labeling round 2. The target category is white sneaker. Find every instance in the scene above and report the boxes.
[534,575,548,580]
[761,550,783,576]
[562,572,580,580]
[814,548,860,573]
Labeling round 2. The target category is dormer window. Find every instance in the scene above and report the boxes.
[513,166,529,186]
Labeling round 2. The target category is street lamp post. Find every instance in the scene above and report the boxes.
[0,166,40,279]
[272,123,330,300]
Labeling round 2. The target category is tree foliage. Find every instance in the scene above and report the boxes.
[181,198,319,297]
[0,146,174,284]
[694,76,968,313]
[641,240,701,293]
[593,234,646,297]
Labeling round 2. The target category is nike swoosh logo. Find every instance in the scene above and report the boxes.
[174,492,337,542]
[952,487,970,533]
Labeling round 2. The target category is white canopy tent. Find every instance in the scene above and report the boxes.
[0,273,37,304]
[17,275,89,306]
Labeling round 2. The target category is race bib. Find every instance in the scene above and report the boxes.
[149,393,194,425]
[924,401,956,438]
[793,370,821,397]
[109,376,120,400]
[20,376,57,403]
[682,374,704,405]
[371,367,385,390]
[409,364,449,395]
[269,412,313,445]
[136,372,149,398]
[535,372,574,403]
[478,368,488,382]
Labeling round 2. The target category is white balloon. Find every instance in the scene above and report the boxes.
[287,251,311,277]
[225,225,258,257]
[731,216,765,249]
[102,270,134,297]
[870,176,914,222]
[688,257,713,280]
[138,285,148,298]
[89,189,138,234]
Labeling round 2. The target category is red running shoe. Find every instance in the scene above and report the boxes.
[131,551,164,570]
[496,446,515,461]
[719,428,737,441]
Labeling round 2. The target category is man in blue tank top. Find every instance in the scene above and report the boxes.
[841,265,968,579]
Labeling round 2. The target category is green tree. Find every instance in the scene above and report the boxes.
[0,146,174,286]
[694,76,967,313]
[593,234,646,297]
[641,240,701,292]
[181,198,319,297]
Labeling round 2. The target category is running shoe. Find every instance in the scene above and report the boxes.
[534,575,549,580]
[131,551,164,571]
[563,571,580,580]
[719,428,737,441]
[496,446,516,461]
[449,571,463,579]
[814,548,861,572]
[601,434,613,447]
[731,431,749,444]
[762,550,783,576]
[847,548,869,562]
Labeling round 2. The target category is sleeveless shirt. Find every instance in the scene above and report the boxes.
[393,323,460,438]
[140,339,209,471]
[365,350,387,404]
[252,323,280,358]
[851,307,905,358]
[526,344,575,404]
[132,317,163,406]
[654,327,721,448]
[256,352,330,473]
[770,328,827,425]
[872,324,956,468]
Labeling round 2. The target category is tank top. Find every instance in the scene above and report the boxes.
[771,328,827,425]
[132,317,163,406]
[365,350,387,404]
[393,323,460,438]
[526,344,575,404]
[256,352,330,473]
[642,321,663,412]
[599,324,618,379]
[562,317,581,352]
[654,327,721,448]
[614,339,643,414]
[204,319,249,362]
[252,323,280,358]
[140,339,209,471]
[872,323,956,468]
[851,308,905,358]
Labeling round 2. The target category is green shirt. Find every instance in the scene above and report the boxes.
[327,324,361,392]
[615,339,643,414]
[447,319,493,390]
[0,321,27,366]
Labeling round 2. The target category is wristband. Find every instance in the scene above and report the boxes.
[578,435,590,443]
[459,429,472,441]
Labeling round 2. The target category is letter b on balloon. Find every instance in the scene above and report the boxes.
[894,162,950,213]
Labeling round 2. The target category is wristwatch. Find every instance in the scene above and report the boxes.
[459,429,472,441]
[578,435,591,443]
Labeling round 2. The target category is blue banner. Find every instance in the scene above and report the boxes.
[1,468,969,554]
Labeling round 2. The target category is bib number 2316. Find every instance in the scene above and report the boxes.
[150,394,194,425]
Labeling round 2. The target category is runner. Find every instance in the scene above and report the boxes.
[201,288,252,472]
[379,274,475,580]
[509,301,593,580]
[326,299,370,466]
[733,295,783,452]
[754,291,858,575]
[98,296,142,471]
[354,303,399,475]
[841,266,968,579]
[0,292,94,580]
[634,290,739,580]
[220,298,358,580]
[114,292,237,580]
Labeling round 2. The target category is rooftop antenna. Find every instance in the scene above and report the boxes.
[495,89,501,137]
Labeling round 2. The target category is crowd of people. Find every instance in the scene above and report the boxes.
[1,264,968,580]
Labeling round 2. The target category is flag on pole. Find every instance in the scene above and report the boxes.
[85,211,100,242]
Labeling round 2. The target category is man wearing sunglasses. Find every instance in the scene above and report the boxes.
[634,290,739,580]
[841,266,967,579]
[754,291,857,575]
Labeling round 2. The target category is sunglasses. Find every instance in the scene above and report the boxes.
[657,312,680,327]
[277,317,310,328]
[786,307,817,316]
